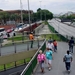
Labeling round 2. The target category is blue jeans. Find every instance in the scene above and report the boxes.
[65,62,71,70]
[54,46,57,52]
[69,45,73,53]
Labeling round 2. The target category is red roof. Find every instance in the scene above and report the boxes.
[0,24,16,30]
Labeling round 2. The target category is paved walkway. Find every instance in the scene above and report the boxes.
[38,25,51,35]
[33,42,75,75]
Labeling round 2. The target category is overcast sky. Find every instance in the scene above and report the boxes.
[0,0,75,14]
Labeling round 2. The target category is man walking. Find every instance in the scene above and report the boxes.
[29,32,34,48]
[63,50,73,72]
[68,37,74,53]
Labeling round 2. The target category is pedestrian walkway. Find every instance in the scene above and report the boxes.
[38,25,51,35]
[33,42,75,75]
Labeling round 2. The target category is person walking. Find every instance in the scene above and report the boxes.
[63,50,73,72]
[29,32,34,48]
[45,48,53,70]
[68,37,74,53]
[48,37,53,43]
[53,40,57,52]
[47,41,54,52]
[37,50,46,73]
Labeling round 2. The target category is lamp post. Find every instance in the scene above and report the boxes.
[27,0,31,32]
[20,0,23,23]
[39,1,42,20]
[44,5,46,21]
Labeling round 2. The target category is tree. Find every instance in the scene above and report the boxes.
[0,12,10,24]
[37,8,41,12]
[36,9,53,21]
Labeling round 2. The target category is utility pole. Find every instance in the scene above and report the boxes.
[28,0,31,32]
[39,1,42,20]
[44,5,46,21]
[20,0,23,23]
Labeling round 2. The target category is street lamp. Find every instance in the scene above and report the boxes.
[20,0,23,23]
[44,5,46,21]
[27,0,31,32]
[39,1,42,20]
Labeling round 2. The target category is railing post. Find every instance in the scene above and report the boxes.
[14,43,17,53]
[37,35,40,48]
[4,64,6,71]
[15,61,17,67]
[24,59,27,65]
[12,37,14,44]
[27,41,29,50]
[22,32,24,43]
[0,43,1,56]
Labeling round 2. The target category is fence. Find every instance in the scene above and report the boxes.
[0,35,45,56]
[0,49,37,71]
[20,39,46,75]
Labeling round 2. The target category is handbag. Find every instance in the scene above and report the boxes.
[63,55,66,62]
[41,60,44,63]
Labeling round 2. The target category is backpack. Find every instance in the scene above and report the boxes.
[63,55,66,62]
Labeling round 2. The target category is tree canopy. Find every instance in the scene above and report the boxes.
[0,8,53,24]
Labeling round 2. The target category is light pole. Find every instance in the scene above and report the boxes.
[39,1,42,20]
[20,0,23,23]
[44,5,46,21]
[27,0,31,32]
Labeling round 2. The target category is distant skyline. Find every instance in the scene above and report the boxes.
[0,0,75,14]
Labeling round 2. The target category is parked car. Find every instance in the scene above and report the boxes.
[6,28,14,33]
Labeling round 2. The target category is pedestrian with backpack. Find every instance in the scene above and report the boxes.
[63,50,73,72]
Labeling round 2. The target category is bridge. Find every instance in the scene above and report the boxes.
[0,19,75,75]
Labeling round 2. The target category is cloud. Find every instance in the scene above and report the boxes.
[0,0,75,14]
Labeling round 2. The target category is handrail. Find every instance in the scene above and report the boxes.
[20,39,46,75]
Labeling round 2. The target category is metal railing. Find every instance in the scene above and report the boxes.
[0,35,45,56]
[20,39,46,75]
[47,21,75,42]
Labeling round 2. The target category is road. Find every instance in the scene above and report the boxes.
[34,42,75,75]
[48,19,75,37]
[0,40,44,56]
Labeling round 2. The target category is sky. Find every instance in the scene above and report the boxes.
[0,0,75,14]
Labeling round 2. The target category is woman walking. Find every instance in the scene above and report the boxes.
[37,50,46,73]
[45,48,53,70]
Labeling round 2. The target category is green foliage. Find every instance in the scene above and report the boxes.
[0,58,31,71]
[59,14,75,21]
[33,9,53,21]
[0,9,53,24]
[37,8,41,12]
[41,34,61,41]
[8,36,28,41]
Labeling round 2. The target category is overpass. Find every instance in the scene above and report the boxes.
[33,42,75,75]
[20,20,75,75]
[0,20,75,75]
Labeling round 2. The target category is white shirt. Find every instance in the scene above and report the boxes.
[47,43,54,50]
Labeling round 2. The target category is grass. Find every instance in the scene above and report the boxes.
[8,36,28,41]
[0,58,31,71]
[41,34,61,41]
